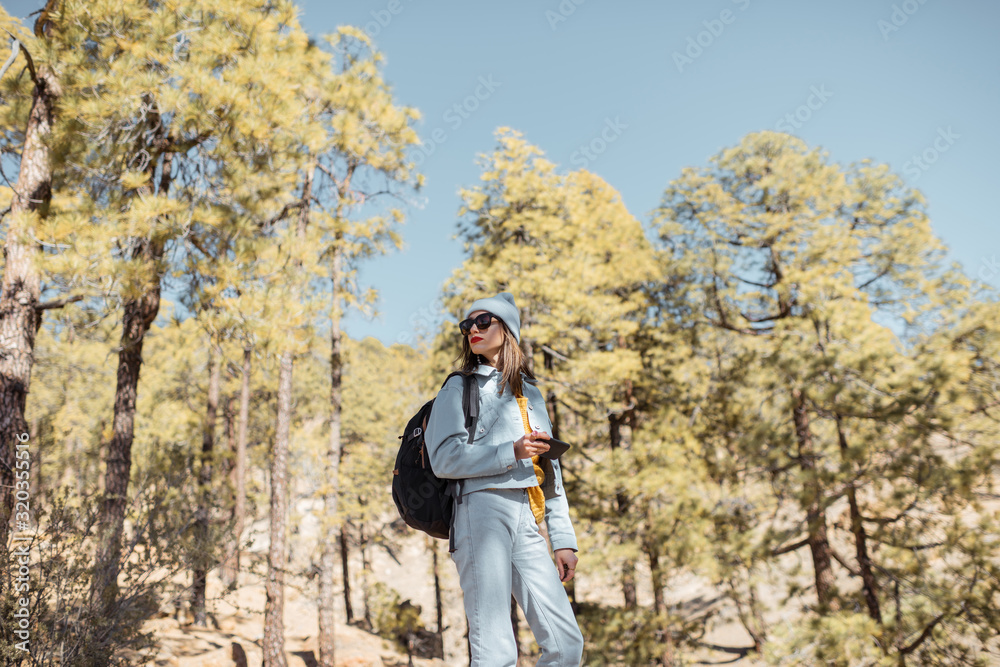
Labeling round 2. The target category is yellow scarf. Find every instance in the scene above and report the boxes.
[515,393,547,525]
[482,391,546,525]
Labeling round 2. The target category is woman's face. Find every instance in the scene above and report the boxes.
[466,309,503,364]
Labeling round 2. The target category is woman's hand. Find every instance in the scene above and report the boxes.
[513,430,551,460]
[554,549,578,583]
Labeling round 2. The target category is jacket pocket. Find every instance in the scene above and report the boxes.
[524,391,552,434]
[471,403,502,442]
[543,458,564,499]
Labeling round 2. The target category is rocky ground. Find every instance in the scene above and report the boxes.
[135,565,449,667]
[130,496,769,666]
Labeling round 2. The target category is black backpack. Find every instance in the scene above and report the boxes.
[392,371,480,545]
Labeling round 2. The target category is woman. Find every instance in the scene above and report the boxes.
[424,291,585,667]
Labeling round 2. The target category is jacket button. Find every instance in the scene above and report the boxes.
[528,405,533,410]
[479,427,485,432]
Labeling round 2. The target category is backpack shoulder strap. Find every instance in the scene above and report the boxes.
[461,373,479,444]
[440,370,466,391]
[440,370,479,445]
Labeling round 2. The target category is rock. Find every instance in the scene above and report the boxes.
[231,641,248,667]
[336,652,385,667]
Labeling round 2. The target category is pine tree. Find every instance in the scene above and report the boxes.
[438,127,688,661]
[0,1,75,568]
[219,344,253,589]
[654,131,1000,664]
[66,0,320,619]
[191,332,221,625]
[306,26,421,666]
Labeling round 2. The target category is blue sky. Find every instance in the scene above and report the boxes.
[5,0,997,349]
[303,0,999,347]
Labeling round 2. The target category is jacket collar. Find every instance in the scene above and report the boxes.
[472,364,538,384]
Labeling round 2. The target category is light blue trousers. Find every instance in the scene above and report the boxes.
[450,487,585,666]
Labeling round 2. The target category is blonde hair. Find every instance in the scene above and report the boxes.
[457,319,535,397]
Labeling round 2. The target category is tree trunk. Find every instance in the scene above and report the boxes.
[71,435,83,497]
[90,132,173,616]
[609,413,637,609]
[432,539,445,659]
[263,160,312,666]
[835,414,882,625]
[620,560,637,607]
[262,349,293,667]
[91,285,162,613]
[220,393,237,588]
[222,346,251,588]
[193,339,222,625]
[340,524,354,624]
[360,521,372,630]
[318,222,342,667]
[661,633,677,667]
[646,504,675,664]
[893,579,904,663]
[0,57,60,576]
[791,388,837,612]
[235,347,251,578]
[747,582,767,652]
[520,303,534,374]
[648,539,665,616]
[542,348,579,611]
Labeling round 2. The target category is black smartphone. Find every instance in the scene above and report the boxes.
[536,435,571,460]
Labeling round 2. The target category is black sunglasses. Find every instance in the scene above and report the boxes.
[459,312,497,336]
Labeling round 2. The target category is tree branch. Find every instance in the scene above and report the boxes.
[0,31,37,86]
[771,537,809,556]
[899,610,947,655]
[0,34,21,81]
[539,344,570,362]
[36,294,84,311]
[829,546,860,577]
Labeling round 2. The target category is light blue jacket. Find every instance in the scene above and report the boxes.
[424,364,578,552]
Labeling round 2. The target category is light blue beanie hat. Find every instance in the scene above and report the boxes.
[466,291,521,344]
